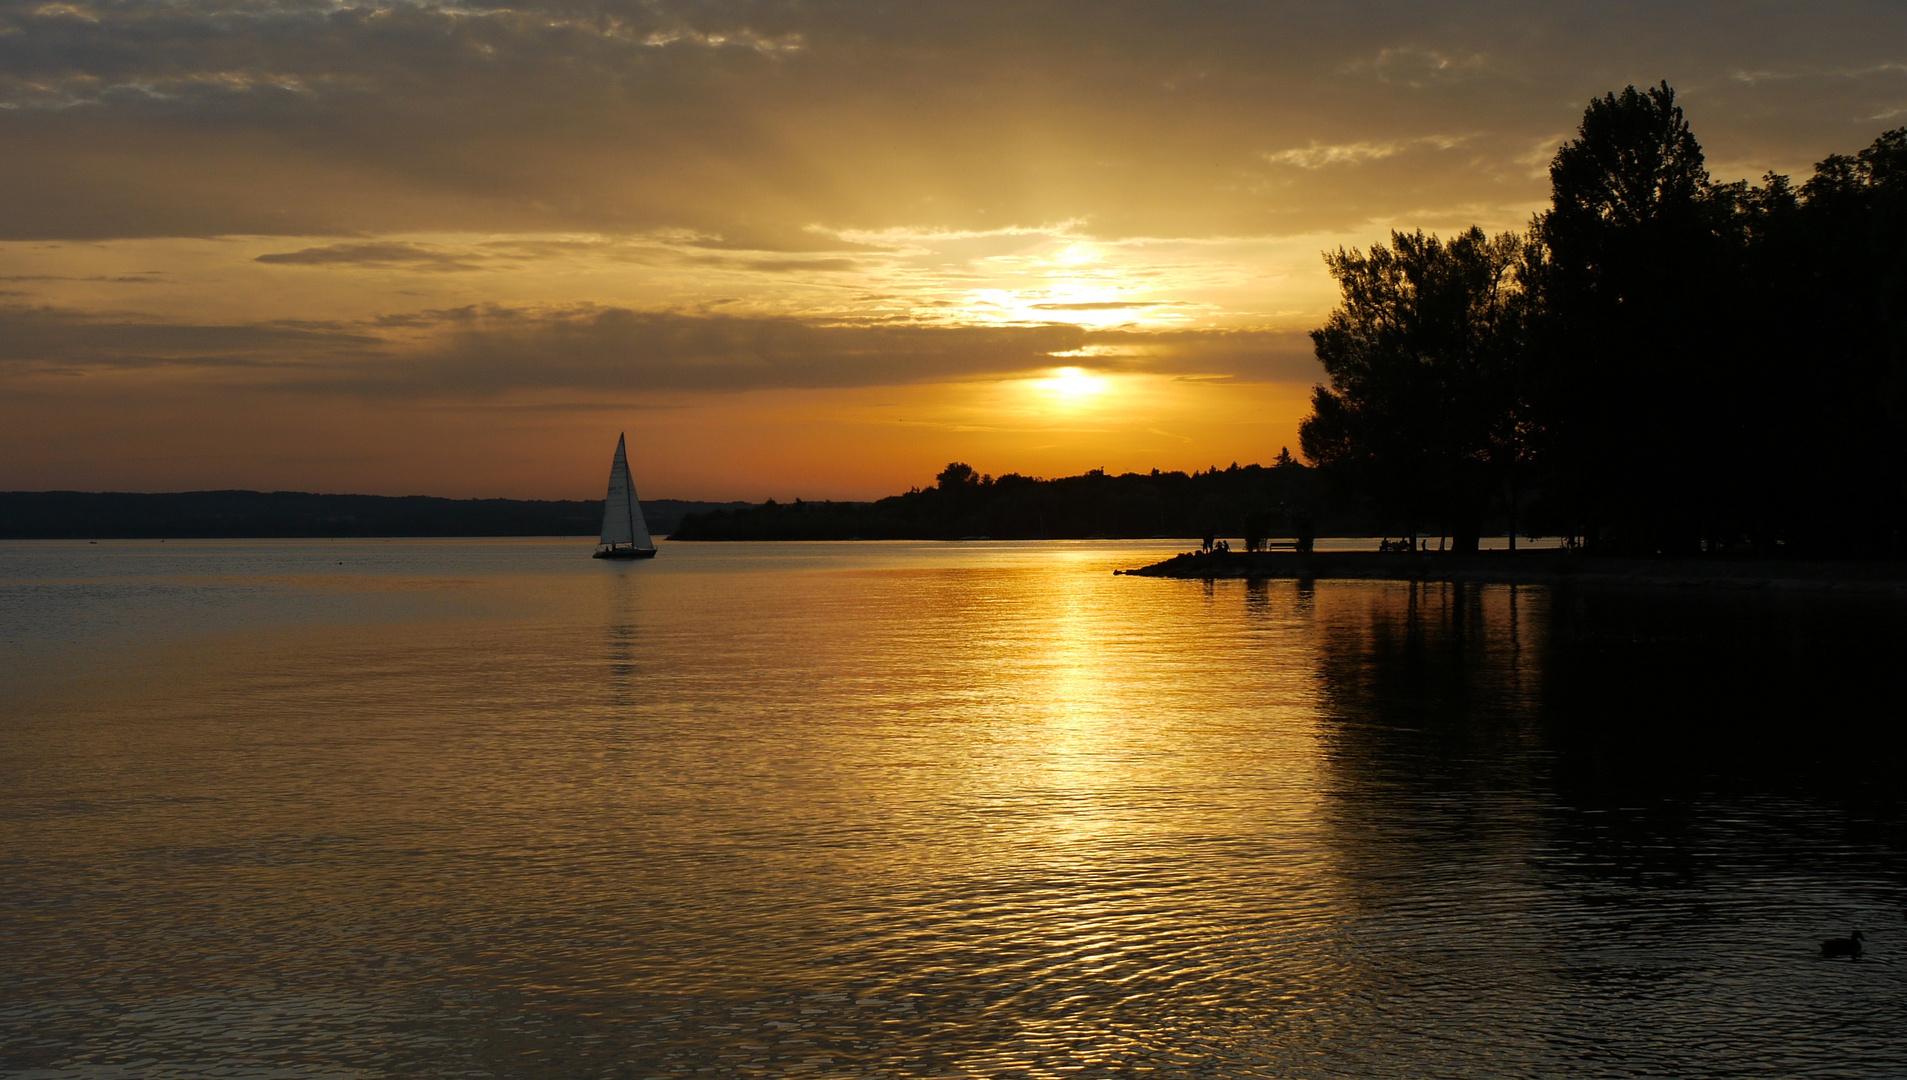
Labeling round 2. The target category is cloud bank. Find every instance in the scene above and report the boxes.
[0,300,1322,397]
[4,1,1903,241]
[4,1,1903,494]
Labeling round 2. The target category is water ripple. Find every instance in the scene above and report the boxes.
[3,540,1905,1078]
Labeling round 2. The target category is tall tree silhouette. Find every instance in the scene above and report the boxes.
[1525,82,1747,552]
[1300,227,1529,551]
[1770,128,1907,551]
[1296,83,1907,556]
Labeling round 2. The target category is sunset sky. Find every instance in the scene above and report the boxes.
[4,1,1905,500]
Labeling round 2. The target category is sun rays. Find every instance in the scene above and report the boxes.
[1036,366,1109,405]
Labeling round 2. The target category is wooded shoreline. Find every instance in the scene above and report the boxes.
[1117,549,1907,591]
[0,491,751,540]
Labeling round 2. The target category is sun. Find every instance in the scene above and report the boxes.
[1038,366,1107,403]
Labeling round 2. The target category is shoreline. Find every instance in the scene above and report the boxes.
[1116,550,1907,591]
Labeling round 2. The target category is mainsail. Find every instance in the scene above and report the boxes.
[599,433,655,550]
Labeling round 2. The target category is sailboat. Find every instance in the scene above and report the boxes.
[593,433,658,559]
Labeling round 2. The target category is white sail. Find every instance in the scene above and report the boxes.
[599,433,654,549]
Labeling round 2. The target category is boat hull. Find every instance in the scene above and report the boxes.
[593,547,658,560]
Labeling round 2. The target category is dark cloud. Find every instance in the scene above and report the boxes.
[676,231,898,254]
[0,273,167,284]
[0,302,1087,391]
[0,301,1326,393]
[0,304,378,370]
[255,241,486,271]
[1081,328,1322,384]
[376,306,1088,394]
[1030,301,1185,311]
[2,2,1902,240]
[247,237,877,274]
[684,255,865,274]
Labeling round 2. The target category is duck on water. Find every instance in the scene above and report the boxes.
[594,432,658,560]
[1821,930,1865,958]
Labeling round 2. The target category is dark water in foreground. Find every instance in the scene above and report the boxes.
[2,539,1904,1079]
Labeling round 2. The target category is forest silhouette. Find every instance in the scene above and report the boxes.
[668,458,1332,543]
[1303,82,1907,556]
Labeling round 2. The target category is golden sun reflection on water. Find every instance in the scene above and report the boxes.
[6,541,1907,1078]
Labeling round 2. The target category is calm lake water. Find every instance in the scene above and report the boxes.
[3,538,1904,1079]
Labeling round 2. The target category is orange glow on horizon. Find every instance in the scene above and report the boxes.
[10,4,1861,498]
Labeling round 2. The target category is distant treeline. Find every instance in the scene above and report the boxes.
[0,491,747,539]
[672,459,1345,541]
[1300,82,1907,556]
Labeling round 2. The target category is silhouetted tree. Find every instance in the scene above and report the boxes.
[1766,128,1907,551]
[1290,82,1907,556]
[1300,227,1529,551]
[1243,510,1272,552]
[1524,82,1751,552]
[937,462,979,489]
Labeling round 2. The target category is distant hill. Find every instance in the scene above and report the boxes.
[0,491,752,539]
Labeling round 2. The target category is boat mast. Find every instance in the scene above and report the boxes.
[625,434,637,549]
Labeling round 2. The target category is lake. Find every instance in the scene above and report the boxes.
[2,538,1903,1078]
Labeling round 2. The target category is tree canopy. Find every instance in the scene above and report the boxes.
[1299,82,1907,556]
[1300,227,1528,551]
